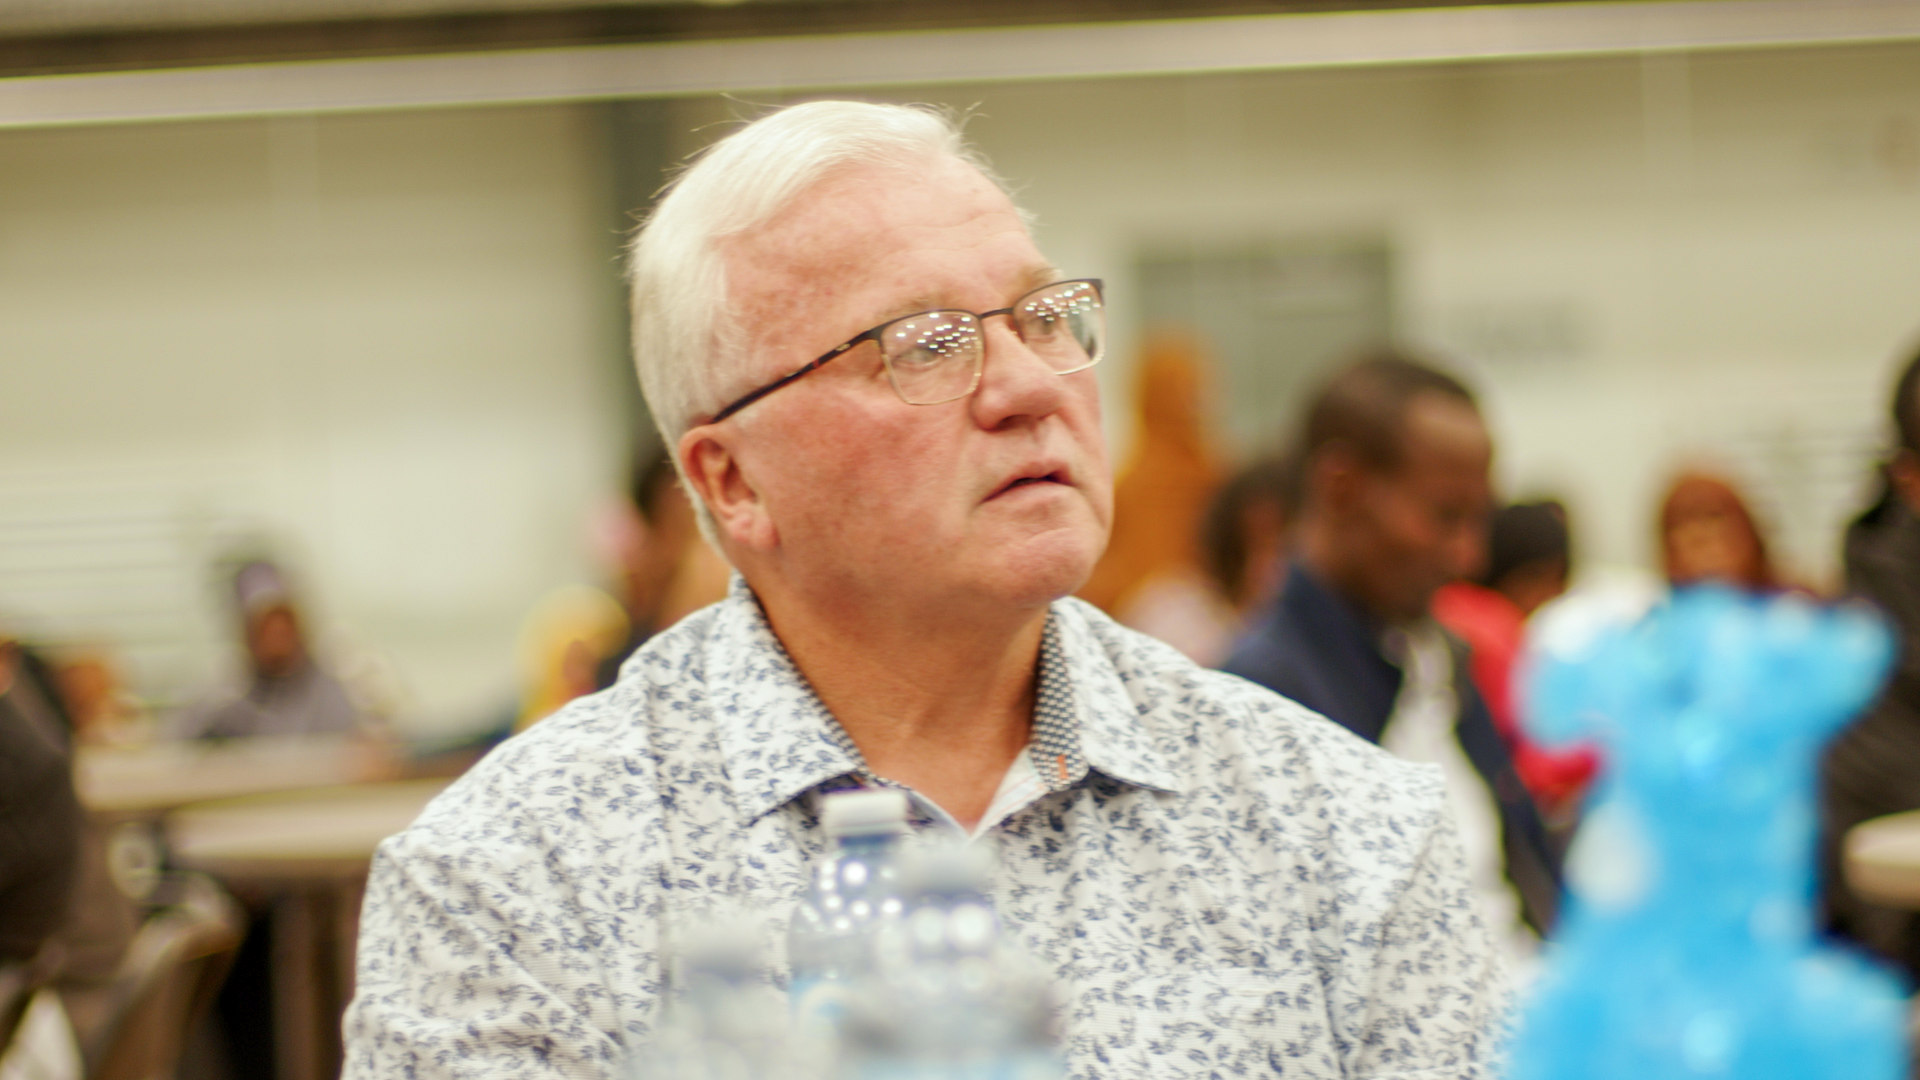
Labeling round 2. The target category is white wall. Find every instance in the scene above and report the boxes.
[3,39,1917,727]
[0,104,629,735]
[819,40,1920,587]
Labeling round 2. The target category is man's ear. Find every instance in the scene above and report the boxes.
[1308,442,1368,518]
[1890,450,1920,517]
[677,426,777,553]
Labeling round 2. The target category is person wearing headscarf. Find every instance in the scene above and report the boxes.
[1077,334,1231,662]
[170,560,363,740]
[513,585,631,734]
[1658,472,1779,592]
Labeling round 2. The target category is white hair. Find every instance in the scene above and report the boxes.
[627,100,1010,454]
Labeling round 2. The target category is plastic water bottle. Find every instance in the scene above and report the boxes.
[840,845,1062,1080]
[788,789,912,1037]
[636,920,790,1080]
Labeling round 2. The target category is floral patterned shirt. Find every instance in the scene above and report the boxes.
[345,578,1509,1080]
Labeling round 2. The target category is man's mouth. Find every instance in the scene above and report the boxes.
[992,470,1068,499]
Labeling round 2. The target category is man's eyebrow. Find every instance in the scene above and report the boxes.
[890,267,1066,319]
[1022,265,1065,292]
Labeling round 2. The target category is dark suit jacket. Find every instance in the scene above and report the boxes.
[1222,563,1562,933]
[1823,496,1920,977]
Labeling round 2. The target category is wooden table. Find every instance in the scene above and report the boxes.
[77,735,380,817]
[167,779,452,1080]
[1846,809,1920,909]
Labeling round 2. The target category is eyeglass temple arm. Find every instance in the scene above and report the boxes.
[707,331,878,424]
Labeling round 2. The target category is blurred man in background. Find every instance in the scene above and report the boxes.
[1223,354,1560,961]
[1824,345,1920,980]
[171,560,363,740]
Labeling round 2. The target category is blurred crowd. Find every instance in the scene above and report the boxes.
[0,448,730,1079]
[9,324,1920,1075]
[1080,330,1920,981]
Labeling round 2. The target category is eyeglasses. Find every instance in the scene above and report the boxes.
[707,278,1105,424]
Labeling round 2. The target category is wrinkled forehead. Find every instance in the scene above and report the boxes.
[719,158,1042,360]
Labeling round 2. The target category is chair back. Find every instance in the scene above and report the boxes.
[79,875,242,1080]
[0,962,37,1057]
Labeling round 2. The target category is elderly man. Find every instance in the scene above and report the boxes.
[346,101,1507,1080]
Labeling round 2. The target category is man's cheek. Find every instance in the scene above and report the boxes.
[1386,504,1434,556]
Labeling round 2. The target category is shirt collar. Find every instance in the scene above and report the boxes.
[1047,597,1188,795]
[705,577,863,825]
[710,578,1187,827]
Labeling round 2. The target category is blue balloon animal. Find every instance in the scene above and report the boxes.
[1509,586,1906,1080]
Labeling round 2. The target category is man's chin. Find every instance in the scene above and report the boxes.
[967,528,1103,610]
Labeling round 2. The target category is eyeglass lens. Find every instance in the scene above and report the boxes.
[881,281,1104,406]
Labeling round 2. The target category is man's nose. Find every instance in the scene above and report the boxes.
[968,319,1072,429]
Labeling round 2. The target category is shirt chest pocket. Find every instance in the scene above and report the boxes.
[1066,967,1340,1080]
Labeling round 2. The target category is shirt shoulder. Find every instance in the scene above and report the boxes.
[404,600,738,848]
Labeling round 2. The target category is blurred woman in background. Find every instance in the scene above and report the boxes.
[1658,471,1782,593]
[515,450,731,732]
[1078,334,1232,663]
[1434,501,1597,827]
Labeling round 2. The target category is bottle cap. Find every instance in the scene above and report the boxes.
[821,789,910,837]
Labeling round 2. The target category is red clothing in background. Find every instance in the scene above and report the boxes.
[1433,581,1599,817]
